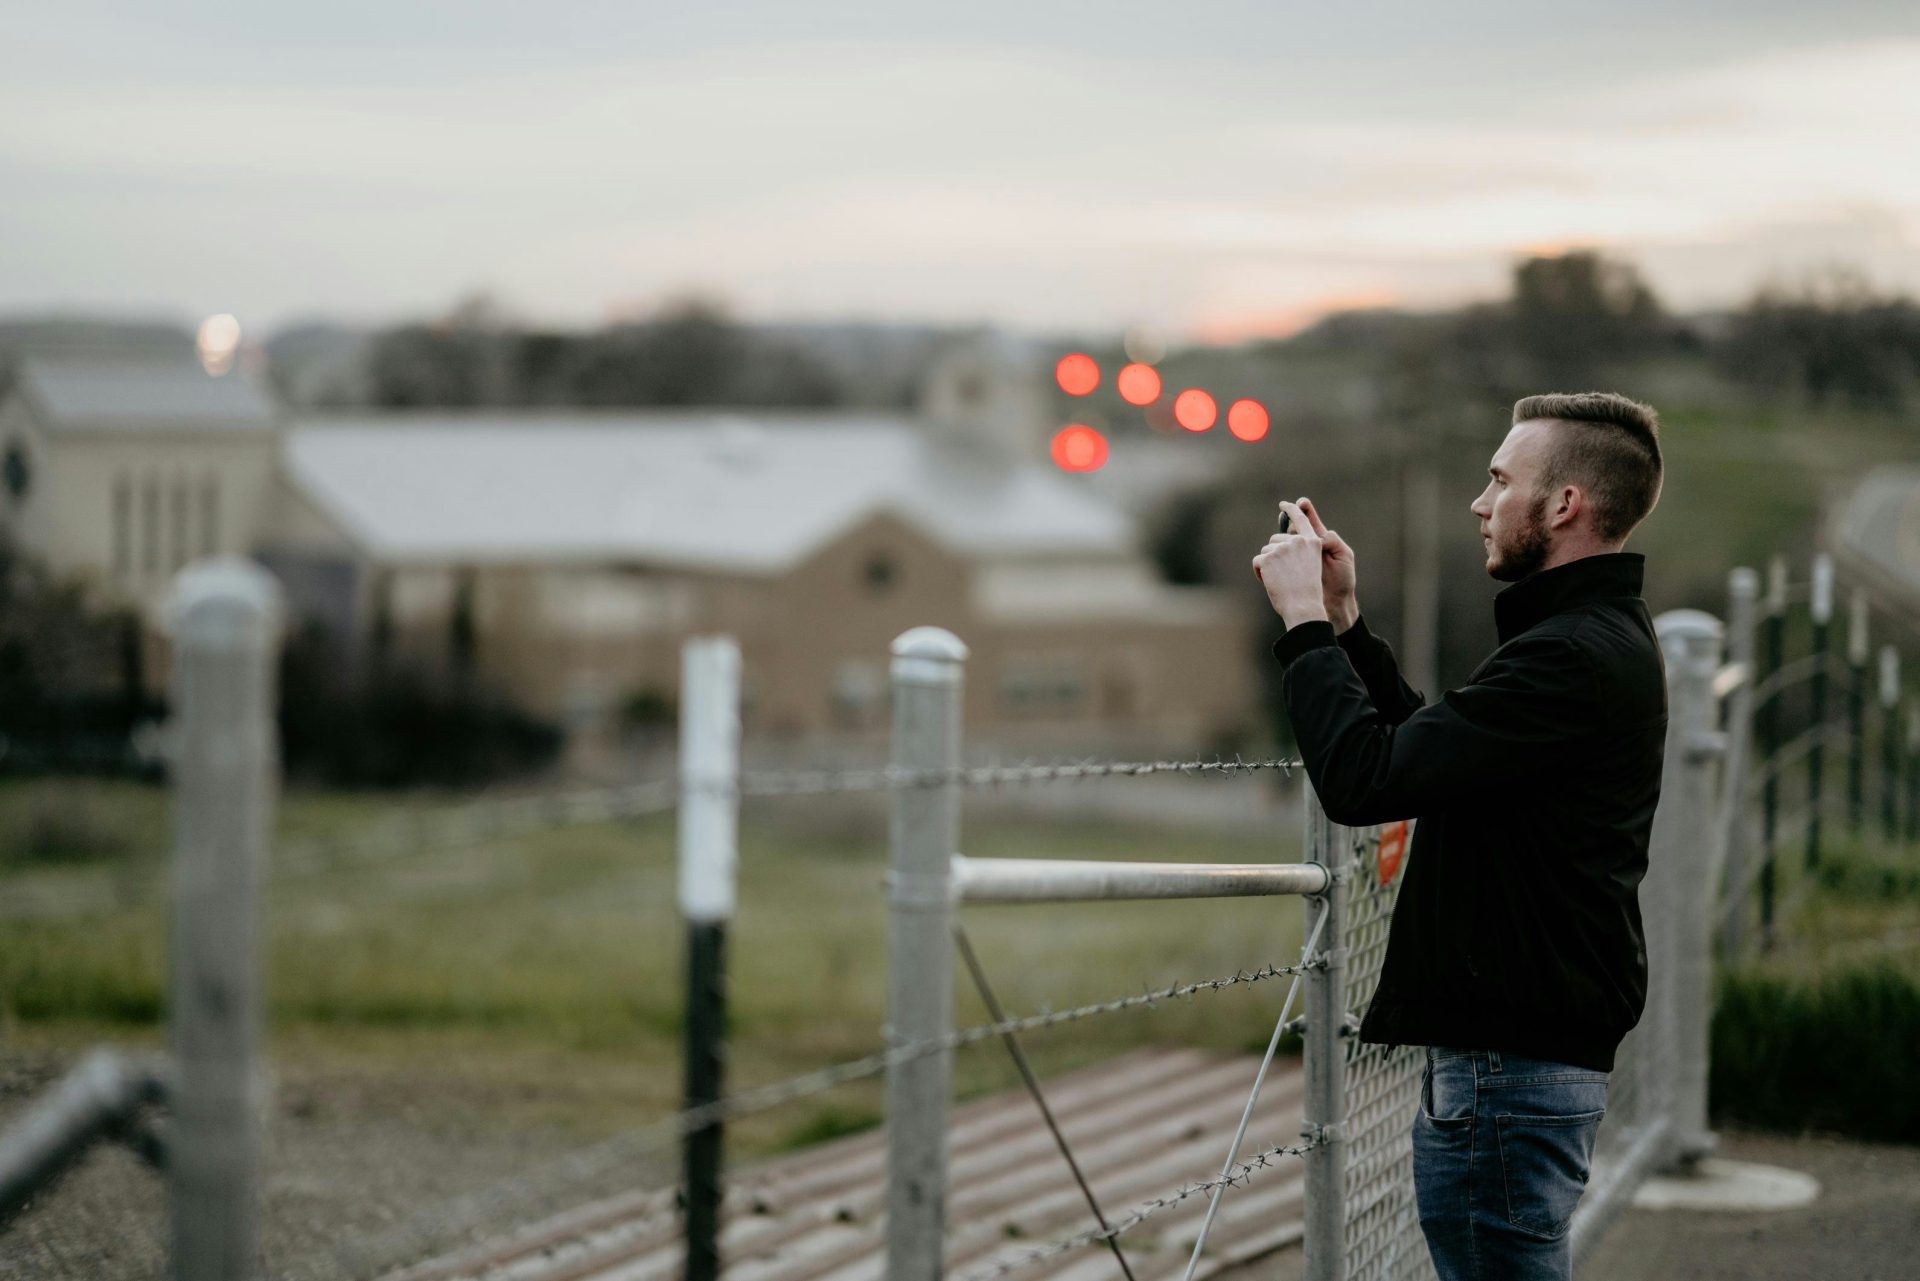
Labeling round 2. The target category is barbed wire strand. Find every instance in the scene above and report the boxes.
[731,756,1303,797]
[1178,902,1331,1281]
[953,925,1138,1281]
[322,953,1326,1279]
[953,1135,1326,1281]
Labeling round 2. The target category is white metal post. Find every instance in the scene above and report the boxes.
[1651,609,1725,1170]
[1300,789,1346,1281]
[166,558,283,1281]
[678,637,740,1281]
[885,627,968,1281]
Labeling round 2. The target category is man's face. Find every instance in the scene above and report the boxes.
[1470,420,1555,583]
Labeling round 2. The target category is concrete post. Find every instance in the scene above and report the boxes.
[884,627,967,1281]
[1300,790,1347,1281]
[1652,609,1724,1170]
[166,558,283,1281]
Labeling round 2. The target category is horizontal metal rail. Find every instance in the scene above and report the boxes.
[951,856,1332,904]
[0,1049,167,1227]
[1712,659,1751,700]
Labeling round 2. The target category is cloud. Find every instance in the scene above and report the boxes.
[1,34,1917,332]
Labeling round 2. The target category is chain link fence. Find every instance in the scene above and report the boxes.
[3,561,1792,1281]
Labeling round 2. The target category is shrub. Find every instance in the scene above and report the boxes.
[1710,961,1920,1142]
[8,787,133,866]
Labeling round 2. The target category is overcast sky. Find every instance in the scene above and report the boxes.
[5,2,1920,339]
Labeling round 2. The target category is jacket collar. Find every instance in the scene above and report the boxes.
[1494,551,1645,643]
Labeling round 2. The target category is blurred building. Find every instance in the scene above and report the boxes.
[1,346,1258,762]
[0,355,278,590]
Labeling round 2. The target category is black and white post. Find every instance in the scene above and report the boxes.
[679,637,740,1281]
[1805,554,1833,870]
[166,558,283,1281]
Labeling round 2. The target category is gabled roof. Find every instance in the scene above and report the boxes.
[282,412,1133,573]
[8,356,275,432]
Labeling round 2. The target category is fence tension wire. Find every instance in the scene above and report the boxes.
[952,924,1139,1281]
[1179,901,1331,1281]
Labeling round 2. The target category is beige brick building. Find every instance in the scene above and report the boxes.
[2,354,1262,761]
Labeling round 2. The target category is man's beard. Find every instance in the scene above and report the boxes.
[1487,492,1552,582]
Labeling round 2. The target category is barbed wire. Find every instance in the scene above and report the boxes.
[9,755,1312,922]
[0,781,681,923]
[951,1135,1325,1281]
[273,780,678,881]
[730,756,1303,797]
[318,952,1327,1279]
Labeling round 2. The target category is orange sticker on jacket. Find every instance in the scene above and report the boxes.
[1377,820,1410,886]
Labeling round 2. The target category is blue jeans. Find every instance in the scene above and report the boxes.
[1412,1045,1607,1281]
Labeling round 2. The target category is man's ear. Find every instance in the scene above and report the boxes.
[1549,485,1582,531]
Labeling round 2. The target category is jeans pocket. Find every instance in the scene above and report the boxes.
[1494,1108,1604,1239]
[1419,1058,1473,1131]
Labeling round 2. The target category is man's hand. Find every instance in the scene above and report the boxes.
[1253,500,1330,629]
[1295,497,1360,633]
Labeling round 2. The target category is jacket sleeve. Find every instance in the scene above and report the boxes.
[1273,620,1597,827]
[1329,613,1427,726]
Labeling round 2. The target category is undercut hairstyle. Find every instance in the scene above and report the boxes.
[1512,391,1663,544]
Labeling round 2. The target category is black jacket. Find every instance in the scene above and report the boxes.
[1272,551,1667,1072]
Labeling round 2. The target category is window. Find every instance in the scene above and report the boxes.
[199,474,219,556]
[830,659,885,730]
[140,474,160,576]
[111,474,132,581]
[862,552,898,595]
[998,657,1089,718]
[169,475,190,571]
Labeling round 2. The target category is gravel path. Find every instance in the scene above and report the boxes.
[0,1044,675,1281]
[9,1035,1915,1281]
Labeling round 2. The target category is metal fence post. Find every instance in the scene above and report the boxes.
[679,637,740,1281]
[1758,557,1786,949]
[885,627,967,1281]
[1847,590,1868,837]
[1651,609,1724,1170]
[1300,789,1346,1281]
[166,559,283,1281]
[1880,646,1900,843]
[1717,568,1759,965]
[1805,555,1832,869]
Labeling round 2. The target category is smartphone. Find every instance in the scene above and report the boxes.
[1256,509,1292,581]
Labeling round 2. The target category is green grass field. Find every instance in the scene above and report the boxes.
[0,778,1310,1155]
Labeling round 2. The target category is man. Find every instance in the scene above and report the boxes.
[1251,392,1668,1281]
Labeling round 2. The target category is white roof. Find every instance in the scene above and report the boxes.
[11,356,275,431]
[283,412,1133,573]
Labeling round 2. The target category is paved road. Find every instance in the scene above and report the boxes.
[1214,1125,1920,1281]
[1580,1127,1920,1281]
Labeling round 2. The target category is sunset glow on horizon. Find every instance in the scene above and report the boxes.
[3,21,1918,332]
